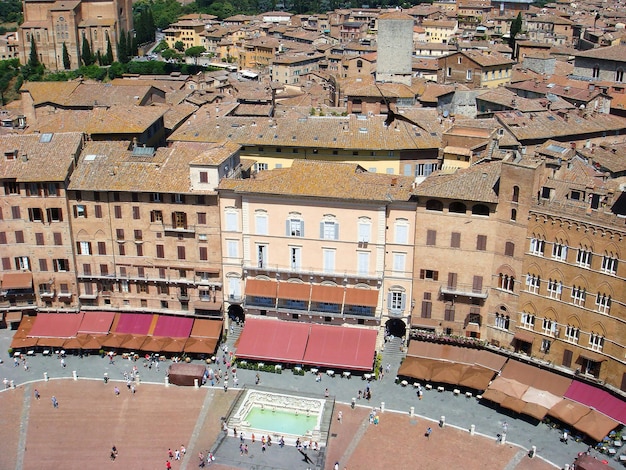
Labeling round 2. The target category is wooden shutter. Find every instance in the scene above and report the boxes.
[0,232,6,244]
[38,259,47,271]
[472,275,483,293]
[426,229,437,246]
[3,257,12,270]
[451,232,461,248]
[178,246,186,260]
[505,242,515,257]
[421,301,432,318]
[15,231,24,243]
[477,235,487,251]
[94,205,102,218]
[562,349,573,368]
[199,247,208,260]
[156,245,164,258]
[98,242,106,255]
[54,232,62,245]
[133,206,140,220]
[448,272,457,289]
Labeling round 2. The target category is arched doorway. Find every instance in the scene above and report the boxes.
[227,304,244,324]
[385,318,406,338]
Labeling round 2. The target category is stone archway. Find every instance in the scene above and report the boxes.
[227,304,244,324]
[385,318,406,338]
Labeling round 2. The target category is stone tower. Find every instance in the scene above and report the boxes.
[376,11,414,86]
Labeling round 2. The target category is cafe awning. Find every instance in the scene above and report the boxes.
[397,356,439,381]
[77,311,115,335]
[277,282,311,301]
[548,398,591,425]
[152,315,194,338]
[2,272,33,289]
[513,330,534,343]
[310,284,344,304]
[245,279,278,298]
[302,324,377,371]
[28,313,84,338]
[114,313,155,335]
[565,380,626,424]
[236,317,309,363]
[6,311,23,323]
[410,317,439,329]
[183,337,218,355]
[501,360,571,396]
[190,319,223,339]
[344,287,378,307]
[573,409,619,442]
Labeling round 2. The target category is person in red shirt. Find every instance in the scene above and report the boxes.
[166,460,172,470]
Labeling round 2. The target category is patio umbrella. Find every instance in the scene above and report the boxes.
[140,336,172,353]
[500,395,527,414]
[521,401,549,420]
[184,337,218,355]
[76,334,103,350]
[482,388,508,405]
[397,356,437,381]
[161,338,186,353]
[548,399,591,426]
[573,410,619,442]
[62,337,84,349]
[35,337,69,348]
[101,333,132,349]
[458,365,495,391]
[10,336,39,350]
[429,361,466,385]
[120,335,149,351]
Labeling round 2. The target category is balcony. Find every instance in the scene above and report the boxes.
[439,283,489,299]
[57,292,72,299]
[163,224,196,234]
[39,291,55,299]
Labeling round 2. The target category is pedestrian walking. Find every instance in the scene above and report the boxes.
[175,449,180,460]
[166,460,172,470]
[224,380,228,392]
[425,427,432,439]
[51,396,58,408]
[338,411,343,423]
[104,373,109,384]
[324,388,329,398]
[255,373,260,385]
[110,446,118,460]
[131,384,136,394]
[168,448,174,459]
[60,358,66,368]
[181,445,186,455]
[34,389,40,400]
[114,386,120,396]
[244,444,248,454]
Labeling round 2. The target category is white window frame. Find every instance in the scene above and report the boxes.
[552,242,568,261]
[357,219,371,243]
[76,204,86,218]
[357,251,369,275]
[521,312,535,329]
[499,273,515,292]
[394,220,409,245]
[571,286,586,306]
[565,325,579,344]
[466,69,472,80]
[576,248,591,268]
[494,313,509,330]
[287,219,303,237]
[392,252,406,275]
[79,241,91,255]
[525,274,540,294]
[589,333,604,352]
[257,244,268,269]
[595,293,611,314]
[529,237,545,256]
[547,279,562,299]
[601,255,617,274]
[255,212,268,235]
[225,211,238,231]
[542,318,556,336]
[16,256,29,270]
[322,248,335,274]
[321,220,339,241]
[120,280,129,293]
[226,240,238,258]
[290,246,301,270]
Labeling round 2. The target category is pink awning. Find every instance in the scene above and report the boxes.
[114,313,155,335]
[564,380,626,425]
[235,318,310,363]
[302,324,377,371]
[77,311,116,335]
[28,313,84,338]
[152,315,194,338]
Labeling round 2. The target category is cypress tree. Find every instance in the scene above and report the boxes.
[105,38,114,65]
[62,42,71,69]
[118,29,129,64]
[81,35,93,66]
[28,35,39,67]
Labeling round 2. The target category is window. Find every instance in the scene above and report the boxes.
[576,247,592,268]
[118,243,125,256]
[290,246,301,270]
[16,256,30,270]
[77,241,92,255]
[47,208,62,222]
[151,210,163,223]
[571,286,586,306]
[199,246,208,261]
[589,333,604,352]
[451,232,461,248]
[100,265,109,276]
[15,231,24,243]
[449,202,466,213]
[226,240,238,258]
[199,171,208,183]
[601,255,618,274]
[592,65,600,79]
[426,229,437,246]
[159,268,166,279]
[137,267,145,278]
[357,251,369,275]
[136,244,143,257]
[542,318,556,336]
[529,237,545,256]
[540,339,552,353]
[132,206,140,220]
[547,279,562,299]
[54,259,70,272]
[225,211,238,231]
[320,220,339,240]
[472,204,489,216]
[498,273,515,292]
[5,182,19,194]
[172,212,187,229]
[94,205,103,218]
[392,253,406,274]
[54,232,62,245]
[197,212,207,225]
[98,242,106,255]
[511,208,517,221]
[280,217,303,238]
[74,205,87,218]
[150,193,162,202]
[120,280,129,293]
[29,208,43,222]
[157,244,165,259]
[357,218,370,243]
[2,257,11,270]
[394,220,409,244]
[417,163,438,177]
[114,206,122,219]
[476,235,487,251]
[323,248,335,274]
[255,212,268,235]
[595,293,611,314]
[173,194,185,204]
[521,311,535,329]
[552,242,568,261]
[257,244,267,268]
[419,269,439,281]
[177,246,186,260]
[495,313,510,330]
[133,230,142,241]
[116,229,124,240]
[512,186,519,202]
[565,325,579,344]
[426,200,443,211]
[11,206,20,219]
[505,241,515,257]
[138,283,148,294]
[388,290,406,314]
[525,274,540,294]
[466,69,472,80]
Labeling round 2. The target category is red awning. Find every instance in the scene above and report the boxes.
[302,324,377,371]
[565,380,626,425]
[114,313,155,335]
[245,279,278,297]
[152,315,194,338]
[2,272,33,289]
[77,311,116,335]
[513,330,535,343]
[190,319,223,339]
[235,317,310,363]
[28,313,84,338]
[310,285,344,304]
[344,287,378,307]
[277,282,310,301]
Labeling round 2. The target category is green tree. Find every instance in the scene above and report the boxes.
[174,41,185,52]
[108,61,125,79]
[161,48,182,62]
[105,38,114,65]
[117,29,129,64]
[62,42,71,70]
[185,46,206,65]
[81,36,94,66]
[29,35,39,67]
[509,12,523,60]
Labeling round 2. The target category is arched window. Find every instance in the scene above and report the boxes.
[511,208,517,221]
[512,185,519,202]
[495,312,510,330]
[592,65,600,79]
[426,199,443,211]
[472,204,489,216]
[449,202,466,213]
[356,59,363,68]
[498,273,515,292]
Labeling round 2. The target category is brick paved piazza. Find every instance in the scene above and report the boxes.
[0,378,561,470]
